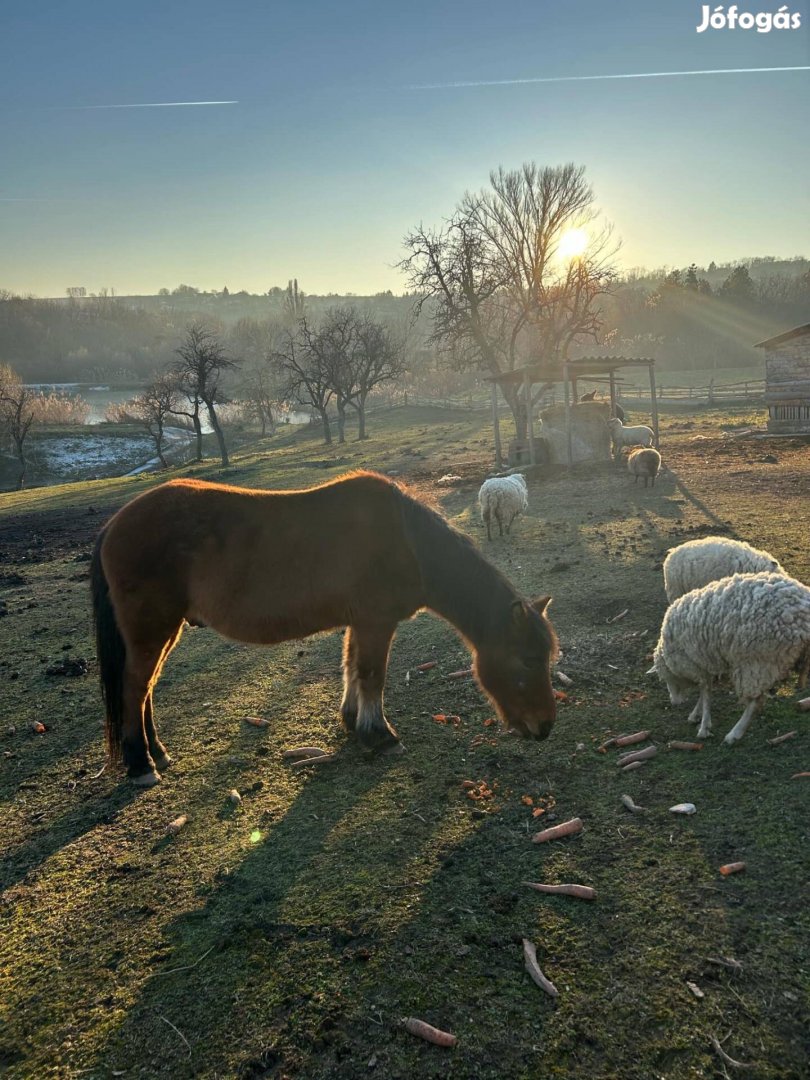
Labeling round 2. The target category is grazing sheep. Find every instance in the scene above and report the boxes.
[627,447,661,488]
[478,474,528,541]
[651,572,810,745]
[663,536,784,602]
[607,417,654,458]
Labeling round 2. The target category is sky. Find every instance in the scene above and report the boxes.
[1,0,808,297]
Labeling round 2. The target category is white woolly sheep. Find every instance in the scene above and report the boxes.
[663,536,784,602]
[607,417,655,458]
[627,447,661,488]
[651,572,810,745]
[478,474,528,541]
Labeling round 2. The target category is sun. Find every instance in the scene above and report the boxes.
[558,227,589,260]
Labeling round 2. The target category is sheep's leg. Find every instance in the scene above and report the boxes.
[696,690,713,739]
[687,691,704,725]
[483,508,492,542]
[723,697,761,746]
[495,507,504,536]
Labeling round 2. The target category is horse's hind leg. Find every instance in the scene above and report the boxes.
[122,625,183,785]
[348,623,402,755]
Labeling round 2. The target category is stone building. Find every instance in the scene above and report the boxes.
[755,324,810,434]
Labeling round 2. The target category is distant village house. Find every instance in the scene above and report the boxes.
[754,323,810,434]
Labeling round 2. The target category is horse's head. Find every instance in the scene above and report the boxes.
[474,596,559,740]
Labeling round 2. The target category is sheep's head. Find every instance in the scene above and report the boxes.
[649,648,693,704]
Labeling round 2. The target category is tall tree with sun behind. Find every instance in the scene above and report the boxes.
[401,162,618,439]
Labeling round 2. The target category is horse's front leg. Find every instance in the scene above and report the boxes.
[344,623,402,755]
[340,627,359,734]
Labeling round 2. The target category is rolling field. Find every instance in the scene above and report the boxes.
[0,406,808,1079]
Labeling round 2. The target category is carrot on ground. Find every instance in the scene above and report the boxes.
[622,761,644,772]
[445,667,473,680]
[719,862,746,876]
[531,817,583,844]
[282,746,328,760]
[791,772,810,779]
[404,1018,457,1047]
[614,730,649,747]
[620,794,644,814]
[166,814,188,835]
[767,731,797,746]
[415,661,438,672]
[617,744,657,766]
[522,882,596,900]
[522,939,559,997]
[668,740,704,751]
[244,716,271,728]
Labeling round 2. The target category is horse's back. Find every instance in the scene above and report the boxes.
[99,473,425,644]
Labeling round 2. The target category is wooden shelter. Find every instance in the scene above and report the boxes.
[754,324,810,434]
[488,357,658,467]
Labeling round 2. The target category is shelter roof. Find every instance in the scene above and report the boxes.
[487,357,655,386]
[754,324,810,349]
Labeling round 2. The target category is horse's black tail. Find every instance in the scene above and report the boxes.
[91,531,126,762]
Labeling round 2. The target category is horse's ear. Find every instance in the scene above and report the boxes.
[511,599,528,626]
[530,595,552,615]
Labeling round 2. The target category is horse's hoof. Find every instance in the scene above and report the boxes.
[131,769,162,787]
[154,753,172,771]
[379,740,406,757]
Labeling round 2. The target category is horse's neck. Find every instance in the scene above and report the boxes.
[405,499,514,648]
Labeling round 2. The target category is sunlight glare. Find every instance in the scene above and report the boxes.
[558,228,589,260]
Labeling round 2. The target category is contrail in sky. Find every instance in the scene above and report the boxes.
[409,65,810,90]
[53,100,239,110]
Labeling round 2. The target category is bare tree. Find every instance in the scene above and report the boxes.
[352,315,407,439]
[173,323,237,466]
[130,373,183,468]
[0,363,35,489]
[401,162,618,438]
[272,320,335,444]
[230,318,285,436]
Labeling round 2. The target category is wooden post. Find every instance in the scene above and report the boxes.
[649,363,660,447]
[609,370,617,416]
[491,382,503,469]
[525,370,536,465]
[564,361,573,467]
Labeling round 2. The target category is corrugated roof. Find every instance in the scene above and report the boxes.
[754,324,810,349]
[487,357,655,385]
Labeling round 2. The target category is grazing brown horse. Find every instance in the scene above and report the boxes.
[91,471,559,786]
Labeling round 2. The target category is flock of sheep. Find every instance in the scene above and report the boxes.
[477,465,810,745]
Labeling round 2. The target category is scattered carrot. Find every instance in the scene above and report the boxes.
[797,697,810,712]
[553,689,568,701]
[522,939,559,997]
[614,730,649,747]
[415,661,438,672]
[719,862,746,876]
[166,814,188,835]
[445,667,473,679]
[282,746,328,760]
[668,740,704,751]
[617,744,657,766]
[622,761,644,772]
[531,817,583,844]
[289,753,337,768]
[620,794,644,813]
[522,882,596,900]
[244,716,270,728]
[403,1017,457,1048]
[791,772,810,779]
[556,671,573,687]
[606,608,629,624]
[532,807,547,818]
[460,779,478,790]
[767,731,797,746]
[30,721,46,734]
[432,714,461,725]
[597,736,618,752]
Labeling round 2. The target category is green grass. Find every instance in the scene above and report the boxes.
[0,405,807,1079]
